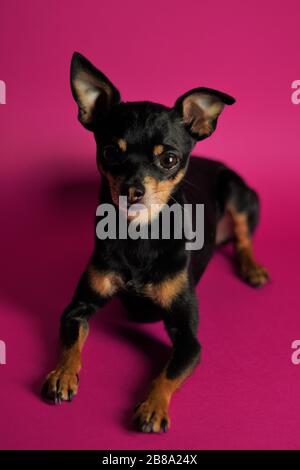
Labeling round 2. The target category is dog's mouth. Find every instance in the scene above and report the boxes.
[113,192,162,223]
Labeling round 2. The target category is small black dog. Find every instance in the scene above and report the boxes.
[42,52,269,433]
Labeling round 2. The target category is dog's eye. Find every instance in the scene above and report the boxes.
[158,153,179,170]
[103,145,120,162]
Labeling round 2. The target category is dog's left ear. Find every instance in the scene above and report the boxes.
[71,52,121,130]
[175,87,235,141]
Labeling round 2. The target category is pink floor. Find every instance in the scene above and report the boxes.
[1,0,300,450]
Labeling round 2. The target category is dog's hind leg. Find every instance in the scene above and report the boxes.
[216,170,269,287]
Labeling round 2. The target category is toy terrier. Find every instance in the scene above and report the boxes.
[42,52,269,433]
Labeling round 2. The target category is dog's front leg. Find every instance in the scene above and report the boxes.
[42,265,122,403]
[134,281,200,433]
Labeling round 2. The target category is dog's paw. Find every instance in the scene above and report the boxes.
[41,368,79,404]
[133,398,170,433]
[240,262,269,287]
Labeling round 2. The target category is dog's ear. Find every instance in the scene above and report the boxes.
[70,52,120,130]
[175,87,235,141]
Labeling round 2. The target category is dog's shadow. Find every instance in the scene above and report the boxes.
[93,301,170,430]
[0,164,170,429]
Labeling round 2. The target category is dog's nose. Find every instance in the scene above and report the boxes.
[131,187,144,202]
[121,183,145,203]
[128,186,145,203]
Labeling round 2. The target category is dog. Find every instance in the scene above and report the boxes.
[42,52,269,433]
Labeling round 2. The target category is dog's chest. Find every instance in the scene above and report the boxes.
[115,238,186,292]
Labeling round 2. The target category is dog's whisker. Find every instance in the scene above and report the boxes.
[182,178,199,191]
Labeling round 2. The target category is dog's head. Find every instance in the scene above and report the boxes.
[71,52,235,220]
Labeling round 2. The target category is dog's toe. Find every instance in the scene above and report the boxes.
[133,400,170,433]
[41,369,79,404]
[240,263,269,288]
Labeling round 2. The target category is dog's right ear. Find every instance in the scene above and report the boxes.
[70,52,121,130]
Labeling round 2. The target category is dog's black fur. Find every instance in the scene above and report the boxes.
[42,53,268,433]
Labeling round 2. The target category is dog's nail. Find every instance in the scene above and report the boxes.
[55,392,62,404]
[161,418,168,433]
[142,422,153,433]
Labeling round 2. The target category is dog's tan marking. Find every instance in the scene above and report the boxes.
[58,324,87,373]
[144,170,185,205]
[142,269,188,309]
[232,212,250,249]
[134,366,195,433]
[43,323,88,401]
[117,138,127,152]
[89,266,124,297]
[153,144,164,156]
[230,208,269,286]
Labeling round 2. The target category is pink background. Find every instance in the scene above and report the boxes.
[1,0,300,450]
